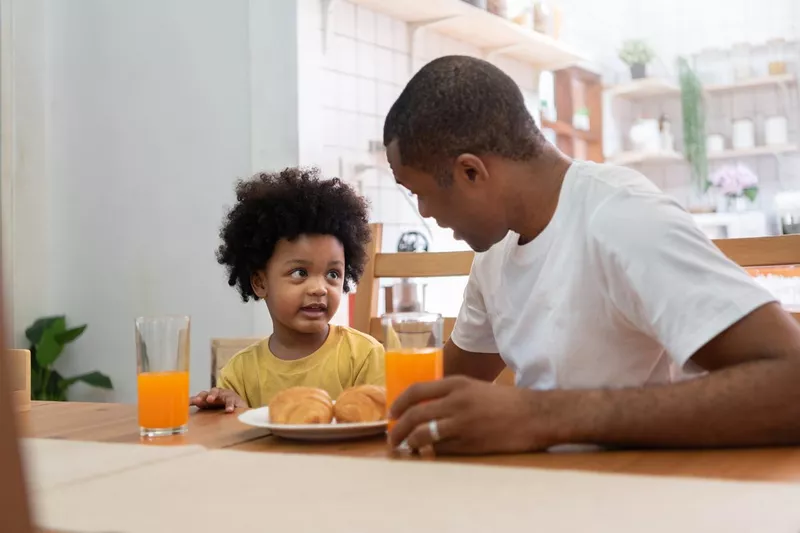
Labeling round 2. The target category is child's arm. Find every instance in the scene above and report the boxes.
[353,345,386,387]
[189,361,248,412]
[190,387,246,412]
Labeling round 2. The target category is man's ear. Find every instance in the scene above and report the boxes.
[453,153,489,185]
[251,271,268,299]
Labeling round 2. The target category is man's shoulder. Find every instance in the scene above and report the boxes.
[574,163,694,248]
[569,161,662,212]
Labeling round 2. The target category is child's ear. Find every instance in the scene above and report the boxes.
[251,272,268,299]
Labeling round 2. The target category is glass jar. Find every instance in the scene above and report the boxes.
[533,1,552,34]
[487,0,509,18]
[462,0,488,9]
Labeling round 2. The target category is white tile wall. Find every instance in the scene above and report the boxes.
[319,0,800,320]
[322,1,540,249]
[320,1,547,318]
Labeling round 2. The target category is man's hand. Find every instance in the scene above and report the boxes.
[190,388,246,413]
[388,376,549,455]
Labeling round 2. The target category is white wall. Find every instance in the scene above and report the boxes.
[2,0,340,403]
[1,0,54,348]
[44,0,260,402]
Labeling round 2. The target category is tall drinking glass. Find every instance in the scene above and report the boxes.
[135,316,190,437]
[382,312,443,428]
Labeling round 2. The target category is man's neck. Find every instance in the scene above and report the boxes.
[506,149,572,245]
[269,323,330,361]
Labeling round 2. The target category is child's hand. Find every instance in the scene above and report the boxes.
[190,388,246,413]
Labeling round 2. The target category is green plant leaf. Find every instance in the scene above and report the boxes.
[50,316,67,334]
[46,369,67,401]
[619,39,655,66]
[54,325,87,344]
[29,348,43,372]
[30,365,46,400]
[63,371,113,390]
[678,57,708,194]
[25,315,65,344]
[35,330,64,367]
[743,187,759,202]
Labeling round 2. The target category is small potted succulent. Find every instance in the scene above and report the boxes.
[619,40,656,80]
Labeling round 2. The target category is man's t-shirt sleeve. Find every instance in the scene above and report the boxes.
[591,189,776,370]
[450,262,500,354]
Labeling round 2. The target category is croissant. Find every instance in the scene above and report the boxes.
[268,387,333,425]
[333,385,387,423]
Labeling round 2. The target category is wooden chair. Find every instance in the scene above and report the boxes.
[210,338,262,387]
[353,224,800,385]
[1,349,31,413]
[0,312,35,532]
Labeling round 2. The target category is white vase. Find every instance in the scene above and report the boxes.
[728,196,748,212]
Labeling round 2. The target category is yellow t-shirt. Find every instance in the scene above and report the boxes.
[217,325,385,407]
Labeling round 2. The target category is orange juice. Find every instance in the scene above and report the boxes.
[385,348,443,428]
[137,370,190,430]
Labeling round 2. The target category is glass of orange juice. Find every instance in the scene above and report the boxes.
[382,312,443,427]
[135,316,190,437]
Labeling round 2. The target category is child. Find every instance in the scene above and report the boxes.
[190,167,384,412]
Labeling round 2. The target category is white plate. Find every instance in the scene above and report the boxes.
[237,406,387,442]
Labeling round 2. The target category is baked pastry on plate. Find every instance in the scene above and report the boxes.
[333,385,387,423]
[268,387,334,425]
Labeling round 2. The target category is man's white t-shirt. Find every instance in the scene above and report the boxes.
[450,161,776,390]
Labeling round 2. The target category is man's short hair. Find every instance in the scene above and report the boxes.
[383,55,545,183]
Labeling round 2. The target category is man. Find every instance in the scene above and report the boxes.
[383,55,800,455]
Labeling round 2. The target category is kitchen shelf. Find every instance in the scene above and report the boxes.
[605,78,680,100]
[705,74,796,93]
[347,0,585,70]
[606,74,797,100]
[541,119,599,142]
[708,144,799,160]
[608,151,684,166]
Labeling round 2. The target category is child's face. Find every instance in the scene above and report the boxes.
[254,234,345,336]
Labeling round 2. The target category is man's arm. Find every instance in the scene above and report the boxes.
[389,303,800,453]
[443,339,505,382]
[548,302,800,448]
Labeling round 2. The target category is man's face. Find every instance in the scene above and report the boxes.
[386,141,508,253]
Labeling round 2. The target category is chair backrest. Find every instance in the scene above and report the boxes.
[1,350,31,413]
[210,338,263,387]
[0,307,35,532]
[353,224,800,383]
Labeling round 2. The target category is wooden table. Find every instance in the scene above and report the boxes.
[23,401,800,483]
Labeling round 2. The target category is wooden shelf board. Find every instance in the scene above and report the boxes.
[708,145,799,160]
[607,75,797,100]
[705,74,796,93]
[606,78,680,99]
[348,0,585,70]
[541,120,599,142]
[608,151,684,166]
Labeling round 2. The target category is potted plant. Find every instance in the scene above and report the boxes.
[678,56,710,209]
[26,315,113,401]
[619,40,656,79]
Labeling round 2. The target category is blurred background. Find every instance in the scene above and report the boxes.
[1,0,798,403]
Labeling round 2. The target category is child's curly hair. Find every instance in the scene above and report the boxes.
[217,167,371,302]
